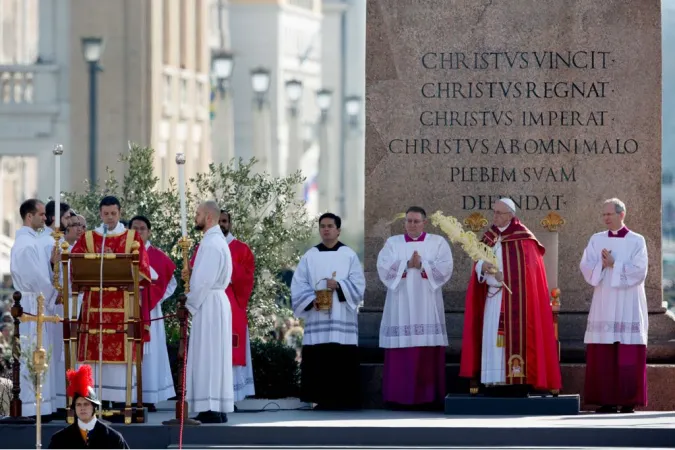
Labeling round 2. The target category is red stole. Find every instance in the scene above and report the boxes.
[189,238,255,366]
[71,229,152,364]
[459,219,562,390]
[146,245,177,312]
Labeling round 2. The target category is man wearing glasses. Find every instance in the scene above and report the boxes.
[377,206,454,409]
[460,198,561,397]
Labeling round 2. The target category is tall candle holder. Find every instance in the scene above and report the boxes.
[52,144,64,293]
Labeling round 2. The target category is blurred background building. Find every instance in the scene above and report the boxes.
[0,0,366,277]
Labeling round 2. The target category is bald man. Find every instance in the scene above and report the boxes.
[183,201,234,423]
[459,198,562,397]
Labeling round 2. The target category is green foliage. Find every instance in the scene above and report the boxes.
[250,338,300,399]
[19,336,52,395]
[63,143,315,342]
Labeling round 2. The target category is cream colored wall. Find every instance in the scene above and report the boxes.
[66,0,210,192]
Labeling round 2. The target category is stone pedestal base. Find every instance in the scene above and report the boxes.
[359,362,675,410]
[444,393,580,416]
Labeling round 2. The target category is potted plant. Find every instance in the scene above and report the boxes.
[235,338,308,411]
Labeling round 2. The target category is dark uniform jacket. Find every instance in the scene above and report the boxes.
[48,421,129,449]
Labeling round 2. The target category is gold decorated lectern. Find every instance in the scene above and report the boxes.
[61,241,146,424]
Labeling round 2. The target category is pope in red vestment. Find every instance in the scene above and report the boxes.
[460,200,561,392]
[190,233,255,366]
[71,223,151,366]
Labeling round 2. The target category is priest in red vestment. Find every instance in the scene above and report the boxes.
[190,210,256,400]
[129,215,177,410]
[71,196,152,403]
[459,198,561,395]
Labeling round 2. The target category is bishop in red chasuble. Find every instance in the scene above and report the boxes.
[460,198,561,394]
[71,196,152,402]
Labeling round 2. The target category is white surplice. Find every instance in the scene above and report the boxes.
[291,244,366,346]
[37,226,65,409]
[474,225,509,385]
[10,226,58,416]
[142,241,177,404]
[580,229,648,345]
[233,328,255,402]
[377,233,453,348]
[185,225,234,413]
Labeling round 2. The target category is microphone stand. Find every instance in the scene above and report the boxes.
[98,224,108,419]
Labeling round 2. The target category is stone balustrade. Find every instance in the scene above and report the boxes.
[0,64,59,106]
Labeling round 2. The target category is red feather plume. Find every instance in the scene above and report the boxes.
[66,365,94,398]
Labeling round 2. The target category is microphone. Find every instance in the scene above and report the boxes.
[97,223,108,417]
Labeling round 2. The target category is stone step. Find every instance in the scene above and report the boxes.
[359,363,675,410]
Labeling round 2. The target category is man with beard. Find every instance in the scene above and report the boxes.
[190,210,256,403]
[40,201,72,413]
[183,201,234,423]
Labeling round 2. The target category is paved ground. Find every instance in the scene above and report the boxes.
[6,404,674,449]
[170,448,672,450]
[151,402,675,429]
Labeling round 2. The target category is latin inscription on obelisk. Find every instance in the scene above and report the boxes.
[363,0,662,349]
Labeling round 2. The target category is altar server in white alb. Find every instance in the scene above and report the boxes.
[377,206,454,408]
[39,200,73,412]
[291,213,366,410]
[184,201,234,423]
[580,198,649,414]
[10,199,59,417]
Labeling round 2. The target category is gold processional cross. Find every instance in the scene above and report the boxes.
[22,293,62,449]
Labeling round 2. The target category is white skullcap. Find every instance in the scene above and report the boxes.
[498,198,517,215]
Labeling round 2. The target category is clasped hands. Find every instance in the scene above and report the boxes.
[481,261,504,283]
[407,251,423,270]
[601,248,615,269]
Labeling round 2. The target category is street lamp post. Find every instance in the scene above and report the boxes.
[285,79,303,192]
[345,96,361,128]
[285,79,303,117]
[250,67,272,173]
[316,89,332,123]
[316,89,333,212]
[81,37,105,187]
[211,50,235,166]
[251,67,271,109]
[212,50,234,98]
[343,96,362,220]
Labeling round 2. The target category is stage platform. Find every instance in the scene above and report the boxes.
[2,405,674,449]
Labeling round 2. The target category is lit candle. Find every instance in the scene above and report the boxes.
[176,153,187,236]
[53,144,63,229]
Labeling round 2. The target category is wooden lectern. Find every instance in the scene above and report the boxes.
[60,241,146,424]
